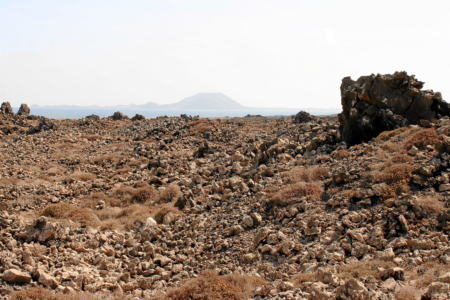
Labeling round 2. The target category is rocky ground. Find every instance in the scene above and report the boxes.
[2,73,450,300]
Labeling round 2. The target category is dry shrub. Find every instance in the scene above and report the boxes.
[271,183,322,205]
[154,206,182,224]
[404,128,440,150]
[394,284,421,300]
[159,184,181,203]
[376,164,414,185]
[375,126,412,142]
[108,166,132,179]
[96,204,152,231]
[389,154,414,164]
[292,272,317,285]
[165,270,266,300]
[381,141,400,152]
[406,261,448,288]
[41,203,100,227]
[287,166,330,183]
[92,154,115,165]
[336,260,395,280]
[112,183,159,206]
[72,171,97,181]
[334,149,349,160]
[10,286,126,300]
[413,195,444,214]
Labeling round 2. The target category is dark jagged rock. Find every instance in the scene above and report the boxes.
[339,71,449,145]
[131,114,145,121]
[111,111,128,121]
[1,102,14,115]
[85,114,100,121]
[27,118,56,135]
[293,110,314,124]
[17,104,30,116]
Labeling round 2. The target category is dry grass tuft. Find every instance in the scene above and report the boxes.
[72,171,97,181]
[376,164,414,185]
[404,128,440,150]
[334,149,349,160]
[336,260,396,280]
[271,183,322,205]
[287,166,330,183]
[164,270,266,300]
[9,286,127,300]
[394,284,421,300]
[41,203,100,227]
[381,141,400,152]
[413,195,444,214]
[96,204,153,231]
[159,184,181,203]
[154,206,182,224]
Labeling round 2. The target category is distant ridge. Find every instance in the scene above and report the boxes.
[32,93,248,110]
[30,93,341,112]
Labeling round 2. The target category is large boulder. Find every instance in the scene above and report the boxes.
[111,111,128,121]
[339,71,448,145]
[1,102,14,115]
[293,110,314,124]
[17,103,30,116]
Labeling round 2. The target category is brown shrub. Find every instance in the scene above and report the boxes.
[164,270,266,300]
[406,261,448,288]
[389,154,414,164]
[96,204,153,231]
[287,166,330,183]
[381,141,400,152]
[376,164,414,185]
[10,286,124,300]
[334,149,349,160]
[159,184,181,203]
[130,186,159,204]
[271,183,322,205]
[394,285,421,300]
[375,126,412,142]
[41,203,100,227]
[413,195,444,214]
[404,128,441,150]
[72,171,97,181]
[336,260,395,280]
[292,272,317,285]
[112,183,159,206]
[154,206,182,224]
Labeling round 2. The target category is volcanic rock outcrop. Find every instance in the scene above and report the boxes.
[339,71,449,145]
[1,102,14,115]
[293,110,314,124]
[17,103,30,116]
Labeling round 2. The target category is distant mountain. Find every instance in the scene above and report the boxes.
[160,93,246,110]
[32,93,248,110]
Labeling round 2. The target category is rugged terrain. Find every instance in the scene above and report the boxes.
[1,72,450,300]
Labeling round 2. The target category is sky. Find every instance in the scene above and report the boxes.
[0,0,449,109]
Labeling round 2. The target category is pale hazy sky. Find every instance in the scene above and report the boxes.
[1,1,449,109]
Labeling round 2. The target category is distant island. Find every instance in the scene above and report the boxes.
[31,92,340,112]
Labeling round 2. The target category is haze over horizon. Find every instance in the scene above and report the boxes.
[1,1,449,109]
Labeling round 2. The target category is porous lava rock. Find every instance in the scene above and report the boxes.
[293,110,314,124]
[131,114,145,121]
[85,114,100,121]
[1,102,14,115]
[17,103,30,116]
[111,111,128,121]
[339,71,449,145]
